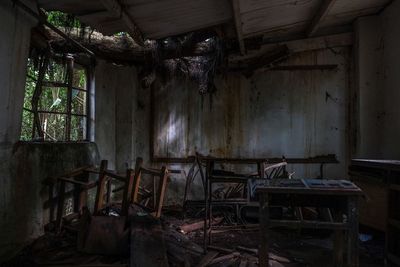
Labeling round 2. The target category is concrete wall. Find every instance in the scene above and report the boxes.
[154,48,351,180]
[355,1,400,159]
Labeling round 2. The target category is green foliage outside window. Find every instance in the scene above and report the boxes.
[20,57,89,141]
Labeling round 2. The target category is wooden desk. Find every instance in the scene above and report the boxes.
[256,179,363,267]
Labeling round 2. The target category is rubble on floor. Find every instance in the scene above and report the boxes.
[2,204,385,267]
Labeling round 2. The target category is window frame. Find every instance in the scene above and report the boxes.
[22,53,94,142]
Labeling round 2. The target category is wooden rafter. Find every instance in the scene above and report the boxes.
[99,0,144,46]
[307,0,337,37]
[231,0,246,55]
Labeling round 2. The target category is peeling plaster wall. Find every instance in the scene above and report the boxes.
[153,48,351,204]
[0,3,100,261]
[4,143,99,259]
[354,16,384,158]
[0,1,36,260]
[95,60,149,172]
[380,1,400,158]
[355,1,400,159]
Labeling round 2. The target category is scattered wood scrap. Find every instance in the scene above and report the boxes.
[195,251,219,267]
[178,217,223,234]
[130,215,169,267]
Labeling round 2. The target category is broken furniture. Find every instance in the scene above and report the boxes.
[182,154,339,210]
[131,158,170,218]
[349,159,400,266]
[53,157,169,234]
[201,155,339,250]
[203,157,268,250]
[255,179,363,267]
[50,165,99,231]
[93,159,136,216]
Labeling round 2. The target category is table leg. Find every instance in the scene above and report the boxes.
[347,196,359,267]
[334,229,344,267]
[259,193,270,267]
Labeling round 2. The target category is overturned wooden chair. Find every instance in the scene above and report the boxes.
[130,158,169,218]
[93,159,137,216]
[93,157,169,218]
[51,165,99,231]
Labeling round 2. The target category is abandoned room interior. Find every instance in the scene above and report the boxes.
[1,0,400,266]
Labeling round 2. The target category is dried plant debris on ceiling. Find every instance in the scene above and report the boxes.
[141,31,226,95]
[34,11,295,96]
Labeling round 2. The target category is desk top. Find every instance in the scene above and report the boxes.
[255,179,363,196]
[351,159,400,171]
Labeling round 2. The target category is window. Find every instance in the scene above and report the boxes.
[21,53,92,141]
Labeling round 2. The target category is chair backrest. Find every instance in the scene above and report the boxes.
[131,158,169,218]
[93,160,135,216]
[264,161,288,179]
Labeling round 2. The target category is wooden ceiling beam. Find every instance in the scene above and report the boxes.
[231,0,246,55]
[99,0,144,46]
[307,0,337,37]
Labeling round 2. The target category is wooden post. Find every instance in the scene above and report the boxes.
[154,166,168,218]
[93,160,108,214]
[259,193,270,267]
[131,157,143,203]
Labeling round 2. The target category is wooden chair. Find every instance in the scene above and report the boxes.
[52,165,99,231]
[93,159,141,216]
[131,158,169,218]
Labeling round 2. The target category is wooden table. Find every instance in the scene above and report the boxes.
[255,179,363,267]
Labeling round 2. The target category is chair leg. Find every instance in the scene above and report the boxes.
[154,166,168,218]
[94,160,108,214]
[56,180,66,232]
[131,157,143,203]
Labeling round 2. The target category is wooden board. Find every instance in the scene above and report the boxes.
[130,216,169,267]
[353,179,388,232]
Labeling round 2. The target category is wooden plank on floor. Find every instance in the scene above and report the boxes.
[195,251,219,267]
[130,216,169,267]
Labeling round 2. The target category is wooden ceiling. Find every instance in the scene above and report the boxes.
[38,0,392,49]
